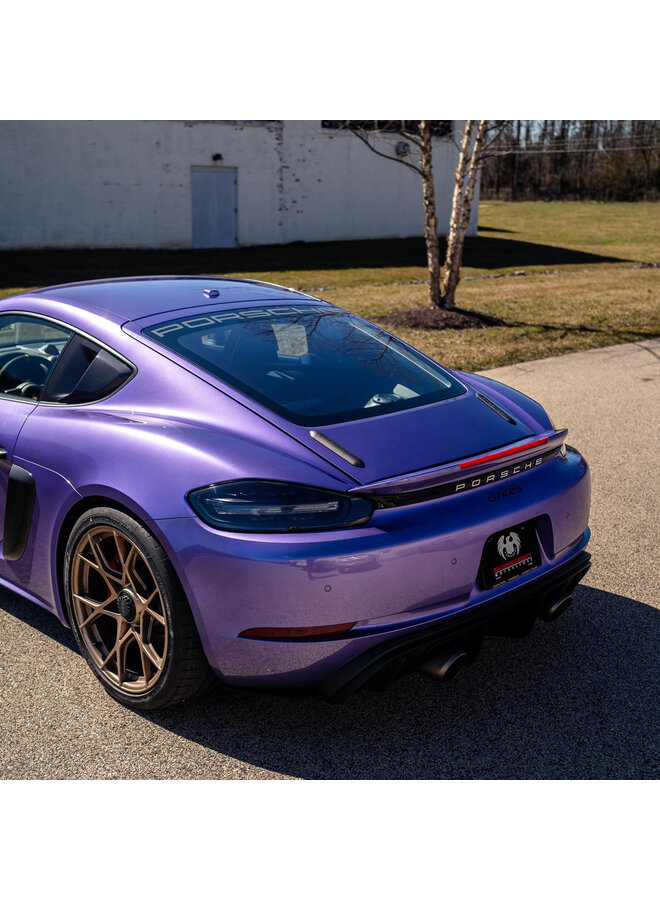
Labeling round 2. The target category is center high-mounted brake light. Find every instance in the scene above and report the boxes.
[459,437,549,470]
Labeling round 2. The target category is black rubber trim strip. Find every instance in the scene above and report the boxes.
[476,391,517,424]
[315,549,591,701]
[4,464,36,561]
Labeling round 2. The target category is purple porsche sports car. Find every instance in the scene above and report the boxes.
[0,277,591,709]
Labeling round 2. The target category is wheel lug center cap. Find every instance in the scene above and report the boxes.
[117,589,137,622]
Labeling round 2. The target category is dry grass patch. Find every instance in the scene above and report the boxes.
[1,202,658,371]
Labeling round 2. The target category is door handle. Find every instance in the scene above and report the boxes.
[0,447,7,460]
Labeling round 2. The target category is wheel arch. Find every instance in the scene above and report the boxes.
[54,493,188,627]
[56,493,214,709]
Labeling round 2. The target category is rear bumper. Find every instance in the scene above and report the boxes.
[316,549,591,700]
[153,448,591,691]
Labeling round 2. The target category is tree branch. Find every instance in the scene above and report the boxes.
[348,127,423,175]
[394,128,423,149]
[480,121,508,159]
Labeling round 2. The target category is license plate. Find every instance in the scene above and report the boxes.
[479,520,541,589]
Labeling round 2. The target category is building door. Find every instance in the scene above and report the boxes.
[191,167,238,248]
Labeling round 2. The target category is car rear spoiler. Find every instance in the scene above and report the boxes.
[348,429,568,503]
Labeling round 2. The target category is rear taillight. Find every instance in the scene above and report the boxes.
[188,480,374,533]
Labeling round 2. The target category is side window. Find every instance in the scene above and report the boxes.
[41,334,133,404]
[0,314,73,401]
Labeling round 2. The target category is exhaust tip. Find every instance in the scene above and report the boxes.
[539,594,573,622]
[419,650,469,683]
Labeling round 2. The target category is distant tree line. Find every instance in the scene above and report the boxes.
[481,121,660,201]
[322,121,453,137]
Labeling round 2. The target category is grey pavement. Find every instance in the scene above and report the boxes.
[1,339,658,779]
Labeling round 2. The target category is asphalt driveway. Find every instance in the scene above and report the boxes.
[1,339,658,779]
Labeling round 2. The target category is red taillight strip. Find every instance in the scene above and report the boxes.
[239,622,356,641]
[459,437,549,470]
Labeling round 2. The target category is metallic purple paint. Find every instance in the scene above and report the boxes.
[0,277,591,698]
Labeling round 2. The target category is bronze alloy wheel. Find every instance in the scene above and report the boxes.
[70,526,169,695]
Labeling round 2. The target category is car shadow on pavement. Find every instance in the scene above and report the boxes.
[0,592,78,652]
[147,584,658,779]
[1,584,657,779]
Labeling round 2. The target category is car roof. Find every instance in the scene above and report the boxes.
[27,276,315,323]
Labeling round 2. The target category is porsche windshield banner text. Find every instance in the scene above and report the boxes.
[147,306,324,338]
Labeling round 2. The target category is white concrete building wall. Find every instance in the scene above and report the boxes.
[0,120,479,249]
[278,121,479,244]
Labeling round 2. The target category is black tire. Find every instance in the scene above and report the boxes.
[63,506,214,710]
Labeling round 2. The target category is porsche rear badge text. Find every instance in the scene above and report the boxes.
[455,454,545,493]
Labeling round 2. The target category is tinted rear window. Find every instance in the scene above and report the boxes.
[143,305,465,426]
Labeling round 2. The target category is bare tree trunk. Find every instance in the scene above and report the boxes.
[440,121,474,310]
[419,121,440,307]
[512,119,521,199]
[440,120,487,309]
[458,119,487,233]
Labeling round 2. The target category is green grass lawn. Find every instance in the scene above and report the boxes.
[1,201,658,370]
